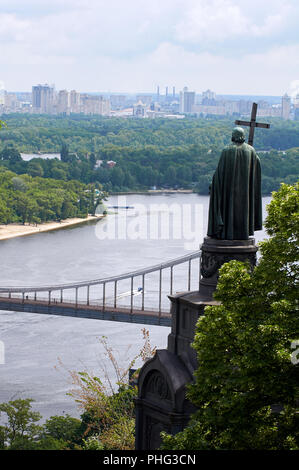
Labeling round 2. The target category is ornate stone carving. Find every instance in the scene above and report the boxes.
[146,371,171,401]
[200,251,219,278]
[200,250,257,279]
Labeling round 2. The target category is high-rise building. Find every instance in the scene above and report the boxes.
[293,93,299,109]
[202,89,217,106]
[80,94,110,115]
[32,84,54,113]
[57,90,70,114]
[70,90,81,113]
[238,100,253,115]
[110,95,126,110]
[4,92,19,111]
[282,93,291,120]
[179,87,195,113]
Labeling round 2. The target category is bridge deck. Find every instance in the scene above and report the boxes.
[0,296,172,327]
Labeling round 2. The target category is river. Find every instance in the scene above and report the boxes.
[0,194,271,420]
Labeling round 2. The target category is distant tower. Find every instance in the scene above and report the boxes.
[165,86,168,97]
[173,86,175,97]
[179,86,195,113]
[70,90,81,113]
[32,84,54,114]
[157,85,160,102]
[202,89,217,106]
[282,93,291,120]
[57,90,70,114]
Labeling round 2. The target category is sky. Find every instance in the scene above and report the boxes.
[0,0,298,96]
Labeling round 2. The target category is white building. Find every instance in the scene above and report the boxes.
[133,100,147,117]
[70,90,81,113]
[282,93,291,120]
[80,94,110,115]
[179,87,196,113]
[57,90,70,114]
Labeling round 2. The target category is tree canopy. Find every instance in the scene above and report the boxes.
[0,115,298,194]
[161,182,299,450]
[0,166,104,224]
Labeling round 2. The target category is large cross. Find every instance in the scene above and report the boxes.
[235,102,270,146]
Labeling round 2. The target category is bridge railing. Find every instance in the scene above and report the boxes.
[0,250,201,317]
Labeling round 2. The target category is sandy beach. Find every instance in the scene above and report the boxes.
[0,214,105,241]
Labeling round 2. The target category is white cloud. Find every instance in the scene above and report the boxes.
[175,0,249,42]
[109,42,299,95]
[0,13,29,41]
[0,0,298,93]
[289,80,299,98]
[175,0,293,43]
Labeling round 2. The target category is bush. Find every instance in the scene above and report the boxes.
[161,182,299,450]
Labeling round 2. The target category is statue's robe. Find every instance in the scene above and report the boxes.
[207,142,262,240]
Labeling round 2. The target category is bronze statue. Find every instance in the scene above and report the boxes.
[207,127,262,240]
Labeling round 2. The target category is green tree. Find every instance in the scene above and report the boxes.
[41,415,82,449]
[0,145,22,164]
[0,399,42,448]
[0,399,82,450]
[60,142,69,162]
[1,115,299,194]
[0,167,104,225]
[51,166,67,180]
[69,330,156,450]
[162,182,299,450]
[110,167,125,188]
[195,174,211,195]
[0,198,13,224]
[27,160,44,177]
[12,176,28,192]
[13,193,39,224]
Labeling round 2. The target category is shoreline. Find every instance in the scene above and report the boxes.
[110,189,194,195]
[109,189,272,196]
[0,214,105,241]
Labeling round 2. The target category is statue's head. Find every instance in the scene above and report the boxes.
[232,127,245,144]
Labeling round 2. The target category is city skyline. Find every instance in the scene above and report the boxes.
[2,83,297,121]
[0,0,298,96]
[0,82,292,98]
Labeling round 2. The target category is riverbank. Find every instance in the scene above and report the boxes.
[0,214,105,241]
[110,189,194,195]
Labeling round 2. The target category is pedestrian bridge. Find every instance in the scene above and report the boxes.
[0,251,201,327]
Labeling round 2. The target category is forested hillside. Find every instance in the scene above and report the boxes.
[0,115,298,194]
[0,167,102,224]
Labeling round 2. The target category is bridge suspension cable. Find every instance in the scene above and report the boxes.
[0,250,201,321]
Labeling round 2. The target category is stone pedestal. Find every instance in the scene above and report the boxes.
[199,237,257,300]
[135,293,217,450]
[135,237,258,450]
[134,348,195,450]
